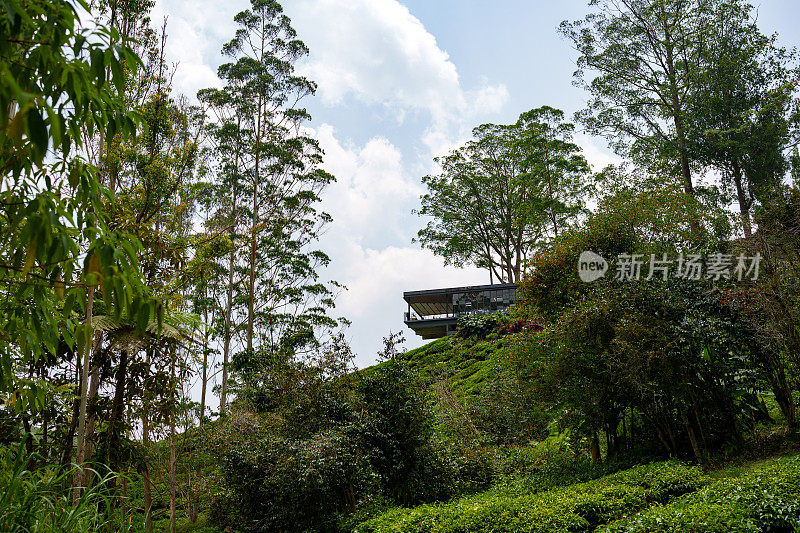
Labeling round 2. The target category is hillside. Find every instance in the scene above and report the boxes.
[348,333,800,532]
[399,335,512,400]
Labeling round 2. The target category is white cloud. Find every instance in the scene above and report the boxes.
[285,0,509,155]
[575,133,623,172]
[289,0,457,115]
[310,125,485,363]
[314,124,422,245]
[152,0,241,99]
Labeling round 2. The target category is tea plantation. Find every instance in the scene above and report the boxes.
[354,456,800,532]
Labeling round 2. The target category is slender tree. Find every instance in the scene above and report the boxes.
[200,0,339,403]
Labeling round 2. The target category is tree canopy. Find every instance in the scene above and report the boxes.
[416,107,592,283]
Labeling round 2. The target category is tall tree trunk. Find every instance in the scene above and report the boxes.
[199,286,209,427]
[220,118,241,416]
[589,431,601,464]
[681,407,703,464]
[487,242,494,285]
[105,349,130,472]
[61,371,81,470]
[247,88,264,356]
[190,305,210,524]
[169,348,177,533]
[143,348,153,533]
[768,358,797,427]
[663,35,694,198]
[731,158,752,237]
[72,287,94,505]
[80,334,103,489]
[221,203,236,417]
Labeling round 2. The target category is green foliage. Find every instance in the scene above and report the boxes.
[355,358,441,505]
[684,0,799,236]
[600,455,800,532]
[210,352,447,532]
[561,0,715,193]
[456,313,507,340]
[353,461,707,533]
[416,107,592,283]
[516,277,766,458]
[153,514,222,533]
[0,444,125,532]
[515,185,762,460]
[0,0,157,409]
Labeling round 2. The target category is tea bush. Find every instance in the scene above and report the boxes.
[600,456,800,532]
[354,461,707,533]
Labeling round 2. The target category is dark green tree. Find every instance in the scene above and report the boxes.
[561,0,716,197]
[0,0,164,493]
[686,0,800,237]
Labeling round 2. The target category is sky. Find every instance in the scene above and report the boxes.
[150,0,800,368]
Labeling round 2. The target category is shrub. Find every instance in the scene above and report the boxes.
[497,318,542,336]
[214,358,443,532]
[431,441,504,496]
[457,313,507,339]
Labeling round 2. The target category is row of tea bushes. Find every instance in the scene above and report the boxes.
[600,455,800,532]
[354,461,707,533]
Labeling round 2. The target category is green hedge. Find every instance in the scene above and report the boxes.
[354,461,707,533]
[599,456,800,532]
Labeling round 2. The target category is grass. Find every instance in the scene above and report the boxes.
[0,443,125,533]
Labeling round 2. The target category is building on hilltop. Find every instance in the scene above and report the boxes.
[403,283,518,339]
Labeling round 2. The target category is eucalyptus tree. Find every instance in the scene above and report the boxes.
[200,0,339,401]
[416,108,591,284]
[196,88,250,416]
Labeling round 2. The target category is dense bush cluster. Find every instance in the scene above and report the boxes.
[497,318,541,336]
[210,356,506,532]
[514,187,796,462]
[456,313,507,339]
